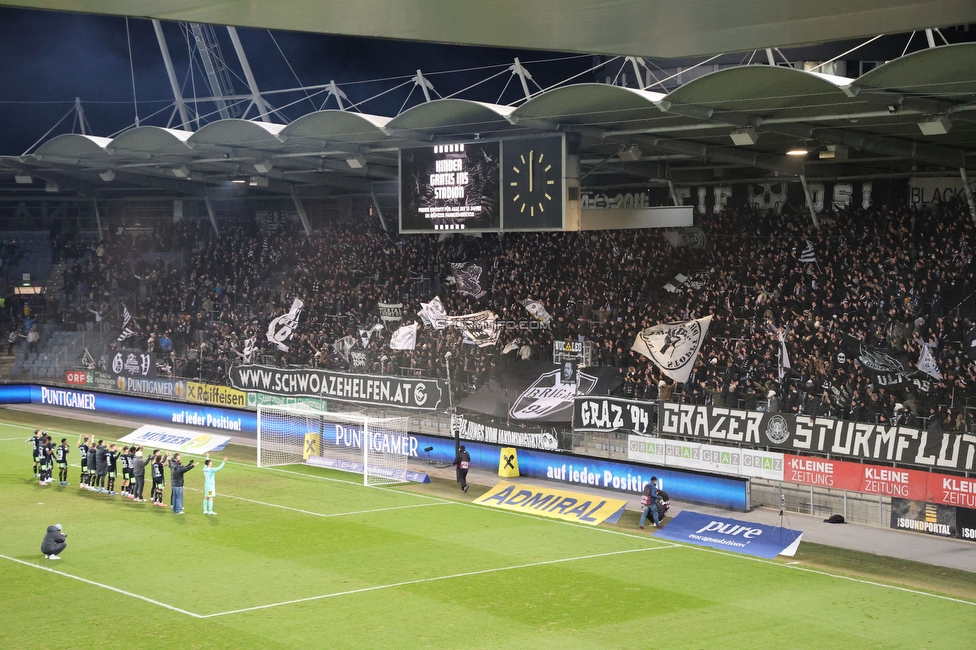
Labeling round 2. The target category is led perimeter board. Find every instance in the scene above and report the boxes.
[399,141,501,233]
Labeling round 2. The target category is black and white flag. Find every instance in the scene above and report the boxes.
[390,322,419,351]
[267,298,304,352]
[419,296,449,330]
[521,298,552,324]
[359,323,384,349]
[777,329,791,382]
[333,335,355,361]
[242,337,257,364]
[632,316,713,383]
[117,305,139,342]
[378,302,403,322]
[799,240,817,264]
[452,311,500,348]
[451,261,488,299]
[918,344,942,380]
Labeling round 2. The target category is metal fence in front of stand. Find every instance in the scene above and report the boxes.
[751,479,893,528]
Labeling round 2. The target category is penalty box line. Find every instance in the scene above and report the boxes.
[201,544,679,619]
[267,464,669,545]
[0,553,204,618]
[183,486,450,519]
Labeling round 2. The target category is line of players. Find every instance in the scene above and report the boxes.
[29,430,171,506]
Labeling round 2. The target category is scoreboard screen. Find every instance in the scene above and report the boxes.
[399,141,500,233]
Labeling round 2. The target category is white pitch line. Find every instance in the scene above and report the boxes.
[0,436,32,442]
[183,487,449,519]
[667,542,976,608]
[0,554,203,618]
[265,464,663,543]
[201,544,677,618]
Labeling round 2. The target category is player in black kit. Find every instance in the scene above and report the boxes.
[39,436,55,485]
[77,436,90,488]
[28,429,43,478]
[106,444,120,495]
[120,446,132,498]
[55,438,70,485]
[151,452,168,506]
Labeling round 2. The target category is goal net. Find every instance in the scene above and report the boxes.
[257,405,411,486]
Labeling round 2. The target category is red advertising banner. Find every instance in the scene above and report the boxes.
[785,455,945,503]
[65,370,88,386]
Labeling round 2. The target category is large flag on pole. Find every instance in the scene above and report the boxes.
[918,344,942,380]
[267,298,304,351]
[390,322,419,351]
[632,316,713,383]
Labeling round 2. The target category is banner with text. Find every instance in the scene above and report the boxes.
[473,480,627,525]
[657,402,976,473]
[118,424,231,454]
[629,436,784,481]
[186,381,247,408]
[458,360,623,423]
[452,413,558,451]
[655,511,802,558]
[229,364,444,411]
[574,396,654,435]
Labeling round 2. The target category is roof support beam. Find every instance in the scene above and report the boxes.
[765,122,965,168]
[620,133,803,176]
[290,186,313,235]
[227,26,271,123]
[660,101,966,168]
[153,20,191,131]
[203,193,220,237]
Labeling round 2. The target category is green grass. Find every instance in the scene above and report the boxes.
[1,410,975,649]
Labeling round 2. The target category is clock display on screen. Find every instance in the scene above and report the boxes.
[502,135,564,230]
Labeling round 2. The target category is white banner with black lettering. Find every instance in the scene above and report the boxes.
[628,435,784,481]
[379,302,404,322]
[229,364,445,410]
[573,396,654,435]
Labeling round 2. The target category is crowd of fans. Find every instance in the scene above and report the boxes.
[37,196,976,432]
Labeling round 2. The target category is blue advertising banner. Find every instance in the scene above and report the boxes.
[411,436,748,510]
[25,385,255,434]
[655,511,803,558]
[0,384,747,510]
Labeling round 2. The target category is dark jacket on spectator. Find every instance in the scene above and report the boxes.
[169,460,196,487]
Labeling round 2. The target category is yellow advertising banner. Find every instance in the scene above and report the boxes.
[186,382,247,408]
[473,481,627,525]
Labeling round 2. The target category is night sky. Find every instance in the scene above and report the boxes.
[0,7,592,155]
[0,8,972,156]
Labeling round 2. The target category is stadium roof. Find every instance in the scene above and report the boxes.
[2,42,973,202]
[1,0,975,60]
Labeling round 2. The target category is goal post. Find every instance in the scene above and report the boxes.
[256,405,411,486]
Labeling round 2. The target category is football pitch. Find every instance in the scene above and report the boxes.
[2,412,975,649]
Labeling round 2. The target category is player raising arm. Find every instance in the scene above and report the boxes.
[202,454,227,515]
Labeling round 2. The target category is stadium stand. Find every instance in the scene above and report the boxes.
[12,194,971,433]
